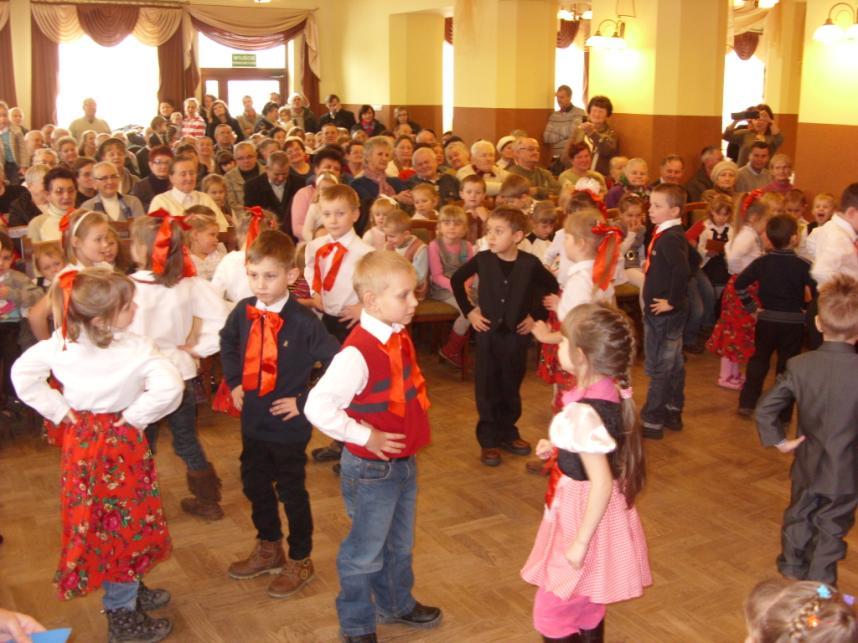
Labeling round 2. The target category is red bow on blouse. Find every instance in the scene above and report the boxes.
[149,209,196,278]
[383,329,430,417]
[590,223,624,291]
[57,207,78,235]
[312,241,347,293]
[242,305,284,397]
[58,269,79,348]
[244,206,265,250]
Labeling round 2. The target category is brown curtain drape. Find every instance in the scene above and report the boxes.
[190,15,304,50]
[556,19,580,48]
[0,18,16,105]
[77,4,138,47]
[444,17,453,45]
[157,27,186,106]
[31,14,59,127]
[302,37,319,110]
[733,31,760,60]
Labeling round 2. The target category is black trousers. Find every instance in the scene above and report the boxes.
[778,478,858,585]
[739,319,804,412]
[0,322,22,404]
[474,329,529,448]
[240,435,313,560]
[323,313,350,345]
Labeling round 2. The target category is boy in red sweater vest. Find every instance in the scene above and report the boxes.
[305,251,442,643]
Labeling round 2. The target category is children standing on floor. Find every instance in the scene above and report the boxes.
[756,275,858,585]
[451,208,558,467]
[128,212,230,520]
[211,206,279,304]
[522,303,651,643]
[305,251,442,643]
[640,183,690,440]
[382,209,428,300]
[220,230,339,599]
[736,215,815,417]
[361,196,397,250]
[707,191,771,389]
[184,207,227,280]
[11,268,184,642]
[432,205,475,368]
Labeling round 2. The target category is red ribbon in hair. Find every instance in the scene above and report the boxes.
[242,305,284,396]
[149,209,196,278]
[574,189,609,219]
[384,330,430,417]
[740,188,765,222]
[590,223,623,291]
[58,270,79,347]
[244,206,265,250]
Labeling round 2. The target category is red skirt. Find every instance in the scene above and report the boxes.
[50,411,171,600]
[706,275,759,364]
[537,311,577,391]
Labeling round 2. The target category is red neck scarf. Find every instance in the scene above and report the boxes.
[58,269,79,348]
[149,209,196,278]
[383,329,430,417]
[312,241,347,293]
[244,206,264,250]
[590,223,623,290]
[242,305,284,396]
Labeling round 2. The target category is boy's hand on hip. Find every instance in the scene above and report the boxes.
[517,315,535,335]
[467,308,490,332]
[231,385,244,411]
[271,396,299,420]
[365,428,407,461]
[649,298,673,314]
[776,435,805,454]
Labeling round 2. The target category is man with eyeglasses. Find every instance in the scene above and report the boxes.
[131,146,173,211]
[26,166,77,241]
[508,137,560,199]
[223,142,263,210]
[80,161,144,221]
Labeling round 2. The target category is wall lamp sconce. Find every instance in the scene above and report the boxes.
[586,19,627,49]
[813,3,858,43]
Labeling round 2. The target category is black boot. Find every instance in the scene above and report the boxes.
[106,607,172,643]
[580,619,604,643]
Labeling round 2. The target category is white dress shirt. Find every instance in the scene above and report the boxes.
[726,225,762,275]
[254,293,289,313]
[304,229,373,316]
[558,259,615,321]
[149,188,229,231]
[11,330,183,429]
[544,229,573,285]
[211,249,253,304]
[304,310,401,446]
[811,214,858,286]
[127,270,230,379]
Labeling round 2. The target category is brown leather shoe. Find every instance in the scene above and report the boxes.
[480,448,501,467]
[499,439,532,456]
[267,557,314,598]
[228,539,286,579]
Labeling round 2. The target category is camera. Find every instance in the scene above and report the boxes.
[731,110,760,121]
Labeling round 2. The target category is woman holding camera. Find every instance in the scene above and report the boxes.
[722,103,783,166]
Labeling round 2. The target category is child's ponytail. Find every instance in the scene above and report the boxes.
[131,211,196,287]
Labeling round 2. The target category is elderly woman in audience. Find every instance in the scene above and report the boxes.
[77,130,97,158]
[9,165,49,226]
[27,166,77,241]
[283,137,312,182]
[206,100,245,142]
[352,135,409,230]
[351,105,385,138]
[456,140,507,196]
[80,161,145,221]
[54,136,79,169]
[496,135,516,171]
[723,103,783,167]
[570,94,619,176]
[345,140,364,177]
[96,137,138,195]
[9,106,27,134]
[290,146,345,236]
[31,148,58,169]
[131,145,172,210]
[444,140,470,173]
[605,157,649,208]
[701,159,739,204]
[24,130,46,161]
[389,135,416,180]
[762,153,794,194]
[558,141,607,193]
[196,137,217,176]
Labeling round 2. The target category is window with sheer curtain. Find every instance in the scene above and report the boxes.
[722,50,766,134]
[555,45,586,108]
[57,34,159,130]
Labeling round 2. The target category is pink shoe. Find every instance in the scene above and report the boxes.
[718,377,742,390]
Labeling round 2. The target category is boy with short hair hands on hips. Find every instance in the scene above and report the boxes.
[304,251,442,643]
[640,183,690,440]
[450,208,558,467]
[755,275,858,586]
[220,229,340,599]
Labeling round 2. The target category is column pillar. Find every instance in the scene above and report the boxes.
[452,0,556,144]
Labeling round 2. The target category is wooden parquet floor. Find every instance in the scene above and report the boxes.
[1,345,856,643]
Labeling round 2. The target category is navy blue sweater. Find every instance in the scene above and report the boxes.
[220,296,340,444]
[642,224,690,314]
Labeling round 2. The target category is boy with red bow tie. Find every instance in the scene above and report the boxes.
[220,229,339,599]
[305,251,442,643]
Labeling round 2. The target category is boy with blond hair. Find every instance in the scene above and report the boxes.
[382,209,428,300]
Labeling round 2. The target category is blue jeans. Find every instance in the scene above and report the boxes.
[641,308,687,428]
[144,382,209,470]
[336,449,418,637]
[684,272,716,344]
[103,580,139,611]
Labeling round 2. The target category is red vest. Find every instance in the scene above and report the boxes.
[343,325,431,460]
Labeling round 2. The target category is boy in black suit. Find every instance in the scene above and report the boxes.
[451,208,557,467]
[220,229,339,599]
[756,275,858,585]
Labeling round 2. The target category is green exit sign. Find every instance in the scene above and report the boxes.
[232,53,257,68]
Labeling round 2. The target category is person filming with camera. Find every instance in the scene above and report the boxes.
[723,103,783,167]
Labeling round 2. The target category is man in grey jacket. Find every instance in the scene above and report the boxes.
[542,85,585,174]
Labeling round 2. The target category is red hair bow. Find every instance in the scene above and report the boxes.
[574,188,609,219]
[149,209,196,278]
[244,206,265,250]
[590,223,624,291]
[58,269,79,347]
[740,188,765,221]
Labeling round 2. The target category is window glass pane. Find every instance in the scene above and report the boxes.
[57,35,159,129]
[227,80,282,115]
[554,45,586,109]
[205,80,220,100]
[442,41,454,132]
[722,51,765,135]
[198,33,285,69]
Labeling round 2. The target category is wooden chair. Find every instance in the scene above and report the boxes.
[409,218,437,245]
[111,220,131,239]
[218,227,238,251]
[685,201,708,226]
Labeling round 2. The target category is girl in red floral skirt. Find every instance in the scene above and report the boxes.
[12,268,184,643]
[522,303,650,642]
[706,191,772,389]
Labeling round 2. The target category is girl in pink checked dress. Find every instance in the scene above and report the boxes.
[521,302,651,642]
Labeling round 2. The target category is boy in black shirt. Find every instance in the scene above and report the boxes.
[451,208,557,466]
[641,183,690,440]
[220,229,339,599]
[737,214,816,416]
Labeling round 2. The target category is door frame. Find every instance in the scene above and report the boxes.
[200,68,289,105]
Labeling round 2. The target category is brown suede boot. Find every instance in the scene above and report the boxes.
[267,557,314,598]
[439,329,468,368]
[180,464,224,520]
[228,539,286,579]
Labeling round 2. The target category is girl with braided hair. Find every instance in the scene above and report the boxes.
[522,302,651,642]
